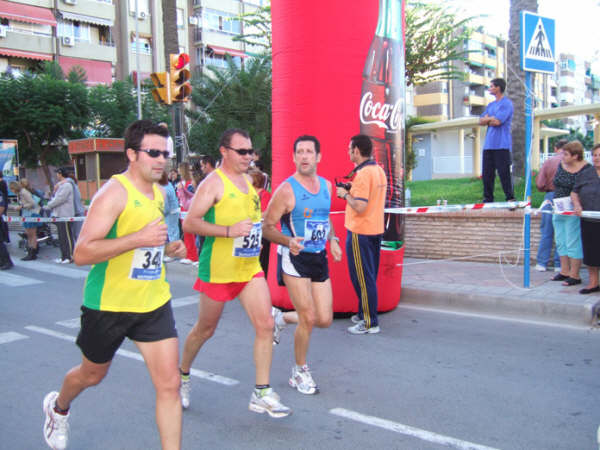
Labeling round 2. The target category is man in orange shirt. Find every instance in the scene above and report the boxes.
[336,135,387,334]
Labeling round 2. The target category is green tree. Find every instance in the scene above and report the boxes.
[0,62,89,187]
[188,56,272,173]
[405,1,476,86]
[88,77,170,138]
[233,5,272,52]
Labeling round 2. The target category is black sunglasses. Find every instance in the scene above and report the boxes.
[136,148,170,159]
[225,146,255,156]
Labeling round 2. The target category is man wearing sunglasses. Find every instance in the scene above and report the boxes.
[43,120,187,450]
[262,135,342,395]
[179,128,291,418]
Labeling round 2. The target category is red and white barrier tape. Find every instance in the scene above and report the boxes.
[2,215,85,223]
[385,200,530,215]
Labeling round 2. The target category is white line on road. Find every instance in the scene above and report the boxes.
[0,331,29,344]
[329,408,500,450]
[56,318,80,329]
[0,271,43,287]
[13,260,88,279]
[56,296,198,330]
[24,325,239,386]
[171,295,198,308]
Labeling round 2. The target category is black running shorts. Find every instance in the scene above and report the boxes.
[277,246,329,286]
[76,300,177,364]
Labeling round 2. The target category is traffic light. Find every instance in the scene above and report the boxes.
[169,53,191,102]
[150,72,171,105]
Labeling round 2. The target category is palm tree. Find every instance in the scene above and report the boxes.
[508,0,538,178]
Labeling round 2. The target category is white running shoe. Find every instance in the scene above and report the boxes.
[348,322,381,335]
[271,307,286,346]
[289,364,319,395]
[535,264,547,272]
[554,266,562,272]
[249,388,291,418]
[163,256,174,263]
[54,258,63,264]
[180,258,192,265]
[43,391,69,450]
[180,377,191,409]
[350,314,363,324]
[192,261,199,267]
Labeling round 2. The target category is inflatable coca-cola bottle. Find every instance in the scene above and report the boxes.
[359,0,405,242]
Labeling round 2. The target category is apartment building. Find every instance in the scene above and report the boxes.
[413,29,506,122]
[0,0,265,85]
[557,53,600,130]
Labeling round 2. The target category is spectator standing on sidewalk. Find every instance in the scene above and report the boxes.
[177,162,198,265]
[46,168,75,264]
[479,78,515,203]
[9,181,41,260]
[534,139,567,272]
[64,169,85,242]
[0,187,13,270]
[160,171,181,263]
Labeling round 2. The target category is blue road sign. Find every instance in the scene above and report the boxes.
[521,11,555,74]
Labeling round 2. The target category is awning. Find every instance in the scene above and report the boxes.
[0,0,56,27]
[0,47,52,61]
[59,11,113,27]
[59,56,112,85]
[208,45,247,58]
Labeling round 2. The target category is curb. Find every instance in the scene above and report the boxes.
[401,286,600,328]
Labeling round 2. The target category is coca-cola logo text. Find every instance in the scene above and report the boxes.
[359,92,402,132]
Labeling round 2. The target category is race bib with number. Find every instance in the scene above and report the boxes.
[129,246,164,280]
[232,222,262,257]
[303,219,329,251]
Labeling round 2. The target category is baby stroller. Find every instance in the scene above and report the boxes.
[17,205,59,251]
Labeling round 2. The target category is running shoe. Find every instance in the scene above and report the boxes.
[271,307,286,346]
[347,322,381,335]
[350,314,363,324]
[163,256,174,263]
[180,377,191,409]
[249,388,292,418]
[180,258,192,265]
[289,364,319,395]
[535,264,547,272]
[43,391,69,450]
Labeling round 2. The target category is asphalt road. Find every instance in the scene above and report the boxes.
[1,255,599,450]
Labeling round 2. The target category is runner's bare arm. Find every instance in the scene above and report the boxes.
[182,172,252,238]
[325,180,342,261]
[73,180,168,266]
[263,182,304,254]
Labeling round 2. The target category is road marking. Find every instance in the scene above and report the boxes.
[0,331,29,344]
[0,271,43,287]
[56,318,80,329]
[13,260,88,279]
[25,325,239,386]
[56,296,199,330]
[171,295,198,308]
[330,408,500,450]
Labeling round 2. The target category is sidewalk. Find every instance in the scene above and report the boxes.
[400,257,600,328]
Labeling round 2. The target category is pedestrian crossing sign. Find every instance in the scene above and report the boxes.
[521,11,555,74]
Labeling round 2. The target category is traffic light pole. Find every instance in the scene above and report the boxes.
[173,103,185,164]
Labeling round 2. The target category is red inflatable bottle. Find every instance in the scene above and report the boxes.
[359,0,405,242]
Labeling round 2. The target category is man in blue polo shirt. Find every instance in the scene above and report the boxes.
[479,78,515,203]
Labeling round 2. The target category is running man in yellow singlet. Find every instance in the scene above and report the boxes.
[42,120,187,450]
[179,128,291,418]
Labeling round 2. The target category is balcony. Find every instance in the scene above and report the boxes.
[61,39,116,63]
[413,92,448,107]
[0,29,53,55]
[464,95,486,106]
[466,72,485,86]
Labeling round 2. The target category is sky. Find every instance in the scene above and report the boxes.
[441,0,600,72]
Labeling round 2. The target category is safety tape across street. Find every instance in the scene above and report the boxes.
[2,215,86,223]
[385,201,530,215]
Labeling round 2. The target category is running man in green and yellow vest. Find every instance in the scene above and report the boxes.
[179,128,291,418]
[42,120,187,450]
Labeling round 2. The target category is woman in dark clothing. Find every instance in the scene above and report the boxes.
[551,141,589,286]
[571,144,600,294]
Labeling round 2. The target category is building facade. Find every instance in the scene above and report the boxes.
[0,0,265,85]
